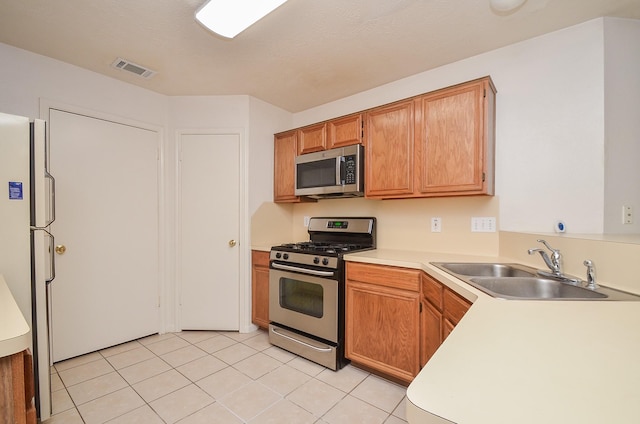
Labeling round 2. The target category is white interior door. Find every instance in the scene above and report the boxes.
[49,109,160,362]
[179,133,240,330]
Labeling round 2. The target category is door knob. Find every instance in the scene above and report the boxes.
[55,245,66,255]
[228,239,237,247]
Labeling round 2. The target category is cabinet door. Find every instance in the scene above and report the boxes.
[346,280,420,383]
[364,99,416,198]
[298,123,326,155]
[420,299,442,367]
[442,288,472,341]
[251,251,270,329]
[274,130,299,202]
[328,114,362,148]
[418,78,495,195]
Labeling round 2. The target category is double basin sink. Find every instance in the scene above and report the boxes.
[432,262,640,301]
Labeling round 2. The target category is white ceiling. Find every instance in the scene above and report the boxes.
[1,0,639,112]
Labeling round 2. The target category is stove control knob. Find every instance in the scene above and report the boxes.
[283,253,289,260]
[322,258,329,266]
[313,257,320,264]
[275,252,282,259]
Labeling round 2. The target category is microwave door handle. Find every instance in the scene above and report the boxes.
[337,156,345,185]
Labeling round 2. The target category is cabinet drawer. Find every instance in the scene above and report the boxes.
[421,273,444,311]
[443,289,472,324]
[346,262,420,292]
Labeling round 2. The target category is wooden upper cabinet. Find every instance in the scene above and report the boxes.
[364,99,416,198]
[328,113,362,148]
[273,130,299,202]
[297,123,327,155]
[417,77,496,196]
[274,76,496,201]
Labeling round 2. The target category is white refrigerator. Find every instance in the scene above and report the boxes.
[0,112,55,420]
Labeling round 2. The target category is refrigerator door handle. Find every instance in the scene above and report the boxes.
[45,170,56,226]
[44,229,56,284]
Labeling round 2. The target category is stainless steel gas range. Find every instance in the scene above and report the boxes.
[268,217,376,370]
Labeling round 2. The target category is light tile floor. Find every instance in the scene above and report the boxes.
[44,329,408,424]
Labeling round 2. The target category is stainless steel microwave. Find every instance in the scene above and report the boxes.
[294,144,364,199]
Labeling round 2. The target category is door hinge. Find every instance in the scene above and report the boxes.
[482,172,486,182]
[420,302,423,313]
[361,120,364,140]
[483,88,486,98]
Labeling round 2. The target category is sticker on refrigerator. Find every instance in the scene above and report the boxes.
[8,181,23,200]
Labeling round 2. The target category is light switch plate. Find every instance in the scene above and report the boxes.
[623,206,633,224]
[431,217,442,232]
[304,216,310,227]
[471,217,496,232]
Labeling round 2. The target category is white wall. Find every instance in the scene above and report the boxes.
[292,19,609,235]
[603,18,640,234]
[0,43,167,125]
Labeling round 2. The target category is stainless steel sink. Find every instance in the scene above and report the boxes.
[435,262,535,278]
[432,262,640,301]
[468,277,607,300]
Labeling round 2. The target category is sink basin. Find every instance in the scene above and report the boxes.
[431,261,640,301]
[435,262,535,278]
[468,277,608,300]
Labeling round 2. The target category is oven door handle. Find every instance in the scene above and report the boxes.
[271,327,333,353]
[271,262,335,277]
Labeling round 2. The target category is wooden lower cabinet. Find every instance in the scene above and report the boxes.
[251,250,271,329]
[0,349,36,424]
[345,263,421,384]
[346,262,474,382]
[421,273,473,363]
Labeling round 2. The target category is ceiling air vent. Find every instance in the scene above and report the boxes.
[111,58,157,79]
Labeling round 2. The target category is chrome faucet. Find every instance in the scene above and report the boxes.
[528,239,563,276]
[583,260,599,290]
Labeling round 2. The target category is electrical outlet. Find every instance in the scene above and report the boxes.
[471,217,496,232]
[623,206,633,224]
[304,216,310,227]
[431,217,442,232]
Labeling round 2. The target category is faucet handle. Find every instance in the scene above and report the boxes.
[537,239,559,253]
[536,239,562,273]
[583,260,598,290]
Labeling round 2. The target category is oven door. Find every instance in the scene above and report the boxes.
[269,265,338,343]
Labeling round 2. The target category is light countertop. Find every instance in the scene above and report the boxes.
[0,274,31,357]
[344,249,640,424]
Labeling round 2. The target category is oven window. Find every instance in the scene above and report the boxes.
[279,277,324,318]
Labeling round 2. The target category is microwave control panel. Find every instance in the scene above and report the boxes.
[344,155,356,184]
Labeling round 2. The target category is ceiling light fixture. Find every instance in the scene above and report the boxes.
[195,0,288,39]
[490,0,527,13]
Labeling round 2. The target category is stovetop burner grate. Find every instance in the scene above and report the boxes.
[277,241,368,254]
